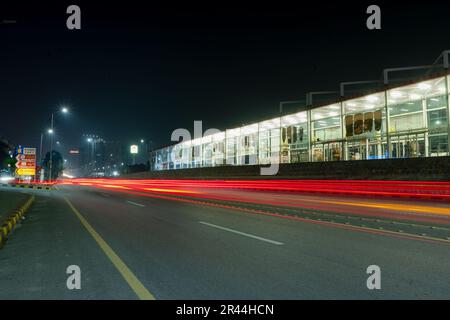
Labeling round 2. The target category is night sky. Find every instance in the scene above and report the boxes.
[1,1,450,156]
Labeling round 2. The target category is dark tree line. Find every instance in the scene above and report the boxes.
[0,137,12,170]
[42,150,64,180]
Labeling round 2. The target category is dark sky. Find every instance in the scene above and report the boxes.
[1,1,450,155]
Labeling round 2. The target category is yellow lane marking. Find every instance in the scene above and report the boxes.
[281,196,450,216]
[318,200,450,216]
[100,184,131,189]
[64,197,155,300]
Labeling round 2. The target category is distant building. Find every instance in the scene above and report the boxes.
[79,134,129,177]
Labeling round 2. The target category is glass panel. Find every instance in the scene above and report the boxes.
[343,92,385,114]
[364,112,374,133]
[374,110,382,131]
[389,113,423,132]
[354,113,363,135]
[428,108,448,131]
[429,134,448,156]
[389,100,422,116]
[311,104,341,143]
[387,77,446,105]
[345,115,353,137]
[427,95,447,110]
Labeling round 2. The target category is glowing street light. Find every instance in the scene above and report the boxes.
[48,105,70,182]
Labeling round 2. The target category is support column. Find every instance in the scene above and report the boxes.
[340,102,347,160]
[423,98,429,157]
[384,89,391,158]
[446,74,450,156]
[307,110,312,162]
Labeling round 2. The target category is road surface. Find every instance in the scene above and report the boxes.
[0,182,449,299]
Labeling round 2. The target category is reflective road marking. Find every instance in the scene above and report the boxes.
[127,200,145,207]
[199,221,284,245]
[64,197,155,300]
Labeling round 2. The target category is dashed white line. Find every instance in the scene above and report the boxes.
[127,200,145,207]
[199,221,284,245]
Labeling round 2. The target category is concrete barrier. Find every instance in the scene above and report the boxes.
[124,156,450,181]
[0,195,35,248]
[0,184,53,190]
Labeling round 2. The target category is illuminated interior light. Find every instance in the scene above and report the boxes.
[390,91,403,98]
[418,82,431,90]
[409,93,421,100]
[366,95,379,102]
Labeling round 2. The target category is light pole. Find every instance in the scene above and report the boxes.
[39,133,43,162]
[48,107,69,182]
[47,128,54,181]
[140,138,148,165]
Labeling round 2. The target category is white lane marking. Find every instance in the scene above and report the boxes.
[127,200,145,207]
[199,221,284,246]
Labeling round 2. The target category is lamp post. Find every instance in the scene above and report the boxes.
[48,107,69,182]
[39,133,43,162]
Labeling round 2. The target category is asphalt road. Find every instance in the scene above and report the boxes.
[0,184,449,299]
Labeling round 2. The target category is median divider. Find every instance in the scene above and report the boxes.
[0,183,53,190]
[0,195,35,248]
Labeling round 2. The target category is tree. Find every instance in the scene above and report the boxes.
[0,137,12,170]
[42,150,64,180]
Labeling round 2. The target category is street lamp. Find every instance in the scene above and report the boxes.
[48,106,69,182]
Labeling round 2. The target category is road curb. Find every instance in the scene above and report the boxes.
[0,195,35,248]
[0,183,54,190]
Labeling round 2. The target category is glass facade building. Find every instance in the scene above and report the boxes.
[151,72,450,171]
